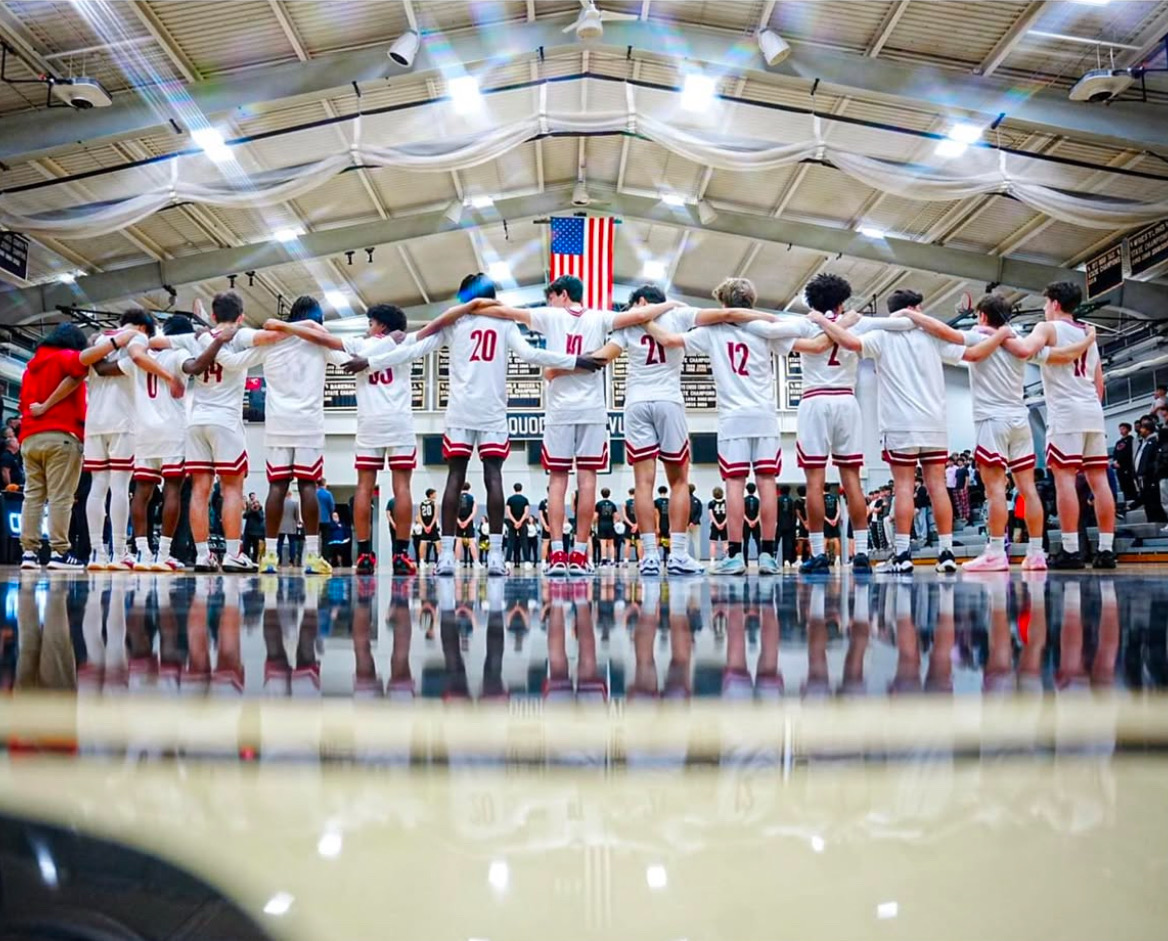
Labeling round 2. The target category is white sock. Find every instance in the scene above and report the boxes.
[1062,532,1080,554]
[195,541,210,560]
[853,529,869,557]
[441,535,454,556]
[938,533,953,551]
[989,536,1005,554]
[158,536,172,559]
[641,533,658,556]
[304,535,319,556]
[86,470,111,557]
[1098,532,1114,552]
[670,532,688,557]
[809,531,825,557]
[1027,539,1044,556]
[894,534,910,555]
[489,533,503,553]
[135,536,149,557]
[109,470,131,554]
[573,541,588,556]
[226,538,240,557]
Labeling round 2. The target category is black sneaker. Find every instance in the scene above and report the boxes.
[852,552,871,574]
[800,553,830,574]
[1049,548,1085,570]
[46,552,85,571]
[194,557,220,573]
[1092,549,1117,570]
[20,551,39,570]
[935,549,958,573]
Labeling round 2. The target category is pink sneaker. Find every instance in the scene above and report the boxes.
[962,550,1009,572]
[1021,552,1048,571]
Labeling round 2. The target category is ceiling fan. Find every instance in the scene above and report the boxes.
[562,0,638,41]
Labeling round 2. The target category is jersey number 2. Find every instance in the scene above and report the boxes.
[641,334,666,365]
[827,343,842,367]
[726,342,750,376]
[469,329,497,362]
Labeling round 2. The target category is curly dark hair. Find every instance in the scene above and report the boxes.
[804,273,851,314]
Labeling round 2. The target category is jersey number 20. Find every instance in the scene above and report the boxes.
[469,329,498,362]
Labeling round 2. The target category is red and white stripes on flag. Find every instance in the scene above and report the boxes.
[548,215,615,309]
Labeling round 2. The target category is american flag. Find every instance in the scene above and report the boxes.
[549,215,615,309]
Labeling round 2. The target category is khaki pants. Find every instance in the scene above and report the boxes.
[21,431,83,555]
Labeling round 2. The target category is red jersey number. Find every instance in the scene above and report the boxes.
[146,373,159,399]
[469,329,498,362]
[201,363,224,384]
[369,368,394,385]
[566,334,584,356]
[640,334,666,365]
[726,342,750,376]
[1072,351,1089,378]
[827,343,842,367]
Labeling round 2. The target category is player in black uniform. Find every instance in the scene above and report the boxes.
[595,488,619,566]
[456,483,479,568]
[415,488,440,567]
[708,486,728,561]
[653,486,670,561]
[623,488,639,564]
[687,483,702,561]
[505,483,531,570]
[777,484,798,567]
[794,485,810,563]
[823,485,842,565]
[743,482,761,563]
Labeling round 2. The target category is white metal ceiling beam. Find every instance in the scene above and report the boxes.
[976,1,1048,78]
[6,19,1168,163]
[866,0,910,58]
[9,187,1157,325]
[124,0,201,83]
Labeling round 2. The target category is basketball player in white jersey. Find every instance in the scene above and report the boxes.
[811,289,1012,574]
[1006,281,1115,569]
[581,283,779,576]
[268,302,422,576]
[83,309,155,570]
[249,296,335,576]
[647,278,830,576]
[472,274,682,576]
[745,273,914,575]
[184,292,284,573]
[892,292,1095,571]
[353,275,600,577]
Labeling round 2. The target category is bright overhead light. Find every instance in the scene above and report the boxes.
[642,259,667,281]
[645,864,668,890]
[681,72,716,112]
[468,195,494,209]
[934,139,967,159]
[757,28,791,66]
[317,830,343,858]
[858,225,886,239]
[272,227,304,243]
[488,261,511,282]
[876,902,899,920]
[487,860,509,891]
[448,75,481,114]
[263,893,295,917]
[56,271,78,284]
[191,127,231,162]
[946,122,984,144]
[324,290,349,309]
[661,193,687,207]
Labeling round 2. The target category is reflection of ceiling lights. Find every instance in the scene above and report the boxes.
[488,261,511,282]
[661,193,686,207]
[56,271,80,284]
[468,195,494,209]
[448,75,481,114]
[858,225,886,239]
[681,73,716,112]
[757,29,791,66]
[324,291,349,309]
[191,127,231,162]
[642,259,667,281]
[387,30,420,67]
[272,227,304,243]
[935,122,983,158]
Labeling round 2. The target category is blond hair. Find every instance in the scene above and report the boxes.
[713,277,756,309]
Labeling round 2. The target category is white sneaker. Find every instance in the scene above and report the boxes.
[87,552,110,572]
[222,552,258,573]
[161,557,186,572]
[757,552,780,575]
[709,555,746,576]
[639,554,661,577]
[487,550,507,577]
[108,552,136,572]
[434,552,457,576]
[666,553,704,576]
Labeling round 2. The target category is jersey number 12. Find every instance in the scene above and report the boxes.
[726,342,750,376]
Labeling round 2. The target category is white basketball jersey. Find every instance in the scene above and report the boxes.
[610,306,698,406]
[120,340,188,455]
[683,324,792,439]
[261,336,328,441]
[795,314,895,391]
[334,334,415,447]
[188,327,263,428]
[963,326,1027,422]
[860,329,966,435]
[530,306,616,425]
[85,333,134,435]
[1040,319,1103,433]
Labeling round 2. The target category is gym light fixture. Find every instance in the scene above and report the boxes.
[858,225,886,239]
[449,75,481,114]
[757,29,791,66]
[191,127,231,162]
[324,290,349,309]
[697,199,717,224]
[661,193,686,207]
[681,72,716,112]
[56,271,79,284]
[642,259,667,281]
[468,195,494,209]
[488,261,512,282]
[387,30,420,67]
[935,122,983,158]
[443,200,464,224]
[272,227,304,243]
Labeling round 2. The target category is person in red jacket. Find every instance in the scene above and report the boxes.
[18,323,137,570]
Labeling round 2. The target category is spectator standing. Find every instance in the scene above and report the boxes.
[505,483,531,569]
[317,478,336,533]
[794,485,809,562]
[278,494,302,566]
[823,485,842,563]
[19,324,135,569]
[653,486,670,561]
[1113,422,1135,507]
[777,485,797,567]
[326,511,351,568]
[538,495,552,568]
[954,456,971,525]
[623,488,639,563]
[1132,418,1166,523]
[687,483,702,555]
[1153,385,1167,412]
[913,473,932,544]
[242,493,265,561]
[1,435,24,488]
[742,482,761,562]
